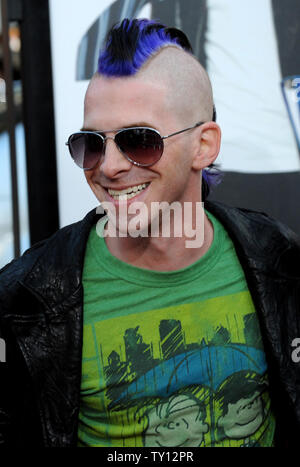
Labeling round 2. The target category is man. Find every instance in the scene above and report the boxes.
[0,18,300,447]
[78,0,300,233]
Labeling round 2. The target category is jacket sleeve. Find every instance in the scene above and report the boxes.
[0,319,12,446]
[0,245,46,446]
[0,259,15,445]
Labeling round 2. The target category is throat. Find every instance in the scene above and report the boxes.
[104,217,214,271]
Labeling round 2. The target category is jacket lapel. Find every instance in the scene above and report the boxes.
[12,208,100,446]
[205,201,300,426]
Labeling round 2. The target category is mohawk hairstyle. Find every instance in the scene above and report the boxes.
[97,18,222,199]
[98,18,193,76]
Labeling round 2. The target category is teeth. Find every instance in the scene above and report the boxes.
[108,183,149,200]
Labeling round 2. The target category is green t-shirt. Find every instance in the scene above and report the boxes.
[78,211,275,447]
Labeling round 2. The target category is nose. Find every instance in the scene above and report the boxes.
[99,136,132,178]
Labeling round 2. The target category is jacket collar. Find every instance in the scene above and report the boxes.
[20,208,101,310]
[205,200,300,274]
[20,200,300,307]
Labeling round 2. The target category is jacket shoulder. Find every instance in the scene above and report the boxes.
[205,200,300,277]
[0,238,48,292]
[206,200,300,244]
[0,209,98,307]
[238,206,299,244]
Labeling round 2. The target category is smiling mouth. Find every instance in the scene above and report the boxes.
[236,413,260,427]
[106,182,150,201]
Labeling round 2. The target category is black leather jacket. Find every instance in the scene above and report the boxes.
[0,201,300,447]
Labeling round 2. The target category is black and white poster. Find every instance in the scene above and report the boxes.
[50,0,300,232]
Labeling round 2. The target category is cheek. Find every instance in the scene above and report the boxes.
[84,172,104,199]
[84,172,92,184]
[85,171,98,188]
[159,146,190,179]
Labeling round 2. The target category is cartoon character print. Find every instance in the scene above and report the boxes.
[143,394,209,447]
[215,371,267,447]
[101,317,274,447]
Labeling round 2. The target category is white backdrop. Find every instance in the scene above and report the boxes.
[205,0,300,173]
[49,0,112,227]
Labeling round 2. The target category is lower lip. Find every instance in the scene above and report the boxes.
[105,184,151,207]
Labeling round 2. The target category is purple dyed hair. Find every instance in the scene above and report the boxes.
[97,18,222,198]
[98,18,192,76]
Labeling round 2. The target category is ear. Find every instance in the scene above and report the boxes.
[192,122,221,171]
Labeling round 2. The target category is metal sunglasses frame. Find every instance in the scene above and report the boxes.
[66,121,205,169]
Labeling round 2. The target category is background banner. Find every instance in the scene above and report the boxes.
[49,0,300,233]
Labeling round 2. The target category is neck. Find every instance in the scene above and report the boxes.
[104,204,214,271]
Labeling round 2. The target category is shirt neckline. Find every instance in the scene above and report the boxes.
[90,211,225,287]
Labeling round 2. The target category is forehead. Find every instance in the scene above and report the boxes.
[83,75,171,129]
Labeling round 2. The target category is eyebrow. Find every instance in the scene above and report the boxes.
[80,122,156,132]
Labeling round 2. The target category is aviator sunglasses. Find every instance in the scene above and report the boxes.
[66,122,205,170]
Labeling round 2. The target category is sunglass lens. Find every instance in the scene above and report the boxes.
[68,133,103,169]
[116,128,163,166]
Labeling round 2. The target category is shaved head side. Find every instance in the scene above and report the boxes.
[93,17,214,127]
[136,46,214,126]
[91,46,214,128]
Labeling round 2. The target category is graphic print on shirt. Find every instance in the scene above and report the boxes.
[79,292,275,447]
